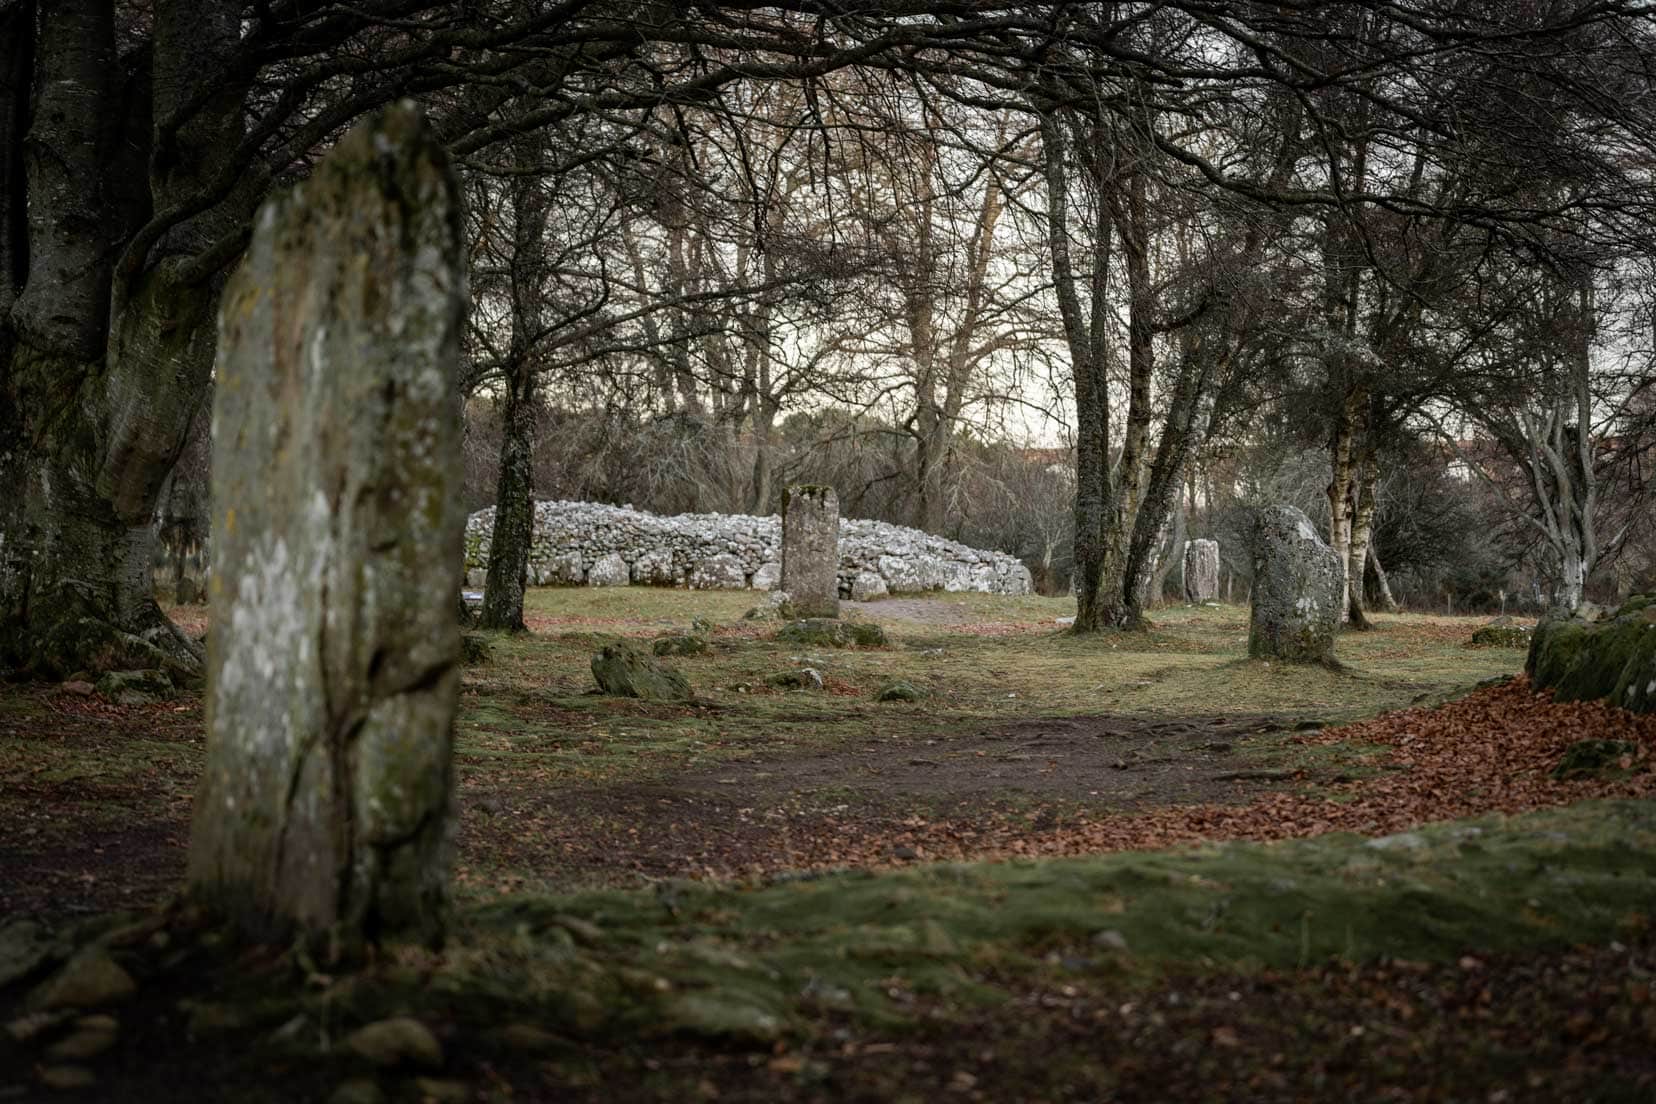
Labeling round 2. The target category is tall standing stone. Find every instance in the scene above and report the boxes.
[188,106,465,956]
[782,485,840,618]
[1182,539,1220,603]
[1248,505,1342,666]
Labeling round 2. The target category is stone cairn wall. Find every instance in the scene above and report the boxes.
[464,499,1034,597]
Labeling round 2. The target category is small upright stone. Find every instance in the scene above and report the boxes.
[1248,506,1341,665]
[782,485,839,618]
[1182,539,1220,603]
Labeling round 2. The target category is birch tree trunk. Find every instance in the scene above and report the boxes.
[1369,545,1401,613]
[1346,447,1380,629]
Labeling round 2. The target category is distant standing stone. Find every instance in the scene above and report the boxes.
[1183,539,1220,603]
[1248,506,1342,665]
[189,105,465,955]
[782,485,839,618]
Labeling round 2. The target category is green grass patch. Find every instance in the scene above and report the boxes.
[425,799,1655,1041]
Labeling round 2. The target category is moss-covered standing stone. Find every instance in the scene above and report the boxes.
[781,485,839,618]
[1248,505,1342,666]
[188,105,466,956]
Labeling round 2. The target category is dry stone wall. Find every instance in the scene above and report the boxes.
[464,500,1033,597]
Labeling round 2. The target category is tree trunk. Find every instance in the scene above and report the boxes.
[1039,109,1113,633]
[1094,168,1154,627]
[748,395,779,516]
[1,0,248,679]
[1324,389,1366,626]
[480,366,535,632]
[1369,544,1401,613]
[1346,447,1379,629]
[479,132,551,633]
[1147,495,1186,610]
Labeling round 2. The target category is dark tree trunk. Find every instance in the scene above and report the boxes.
[478,131,551,633]
[1096,167,1154,628]
[1,0,246,678]
[1040,109,1113,632]
[480,365,535,632]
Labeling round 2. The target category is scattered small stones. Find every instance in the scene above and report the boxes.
[1092,929,1130,951]
[37,1065,97,1091]
[29,949,136,1010]
[412,1078,470,1103]
[329,1077,386,1104]
[345,1017,444,1070]
[45,1015,119,1061]
[591,643,693,701]
[0,920,54,989]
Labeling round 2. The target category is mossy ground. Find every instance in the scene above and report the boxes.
[10,590,1653,1101]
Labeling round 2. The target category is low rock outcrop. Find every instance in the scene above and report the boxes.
[591,643,693,701]
[1527,594,1656,712]
[464,500,1032,596]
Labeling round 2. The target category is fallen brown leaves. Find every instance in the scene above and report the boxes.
[741,677,1656,875]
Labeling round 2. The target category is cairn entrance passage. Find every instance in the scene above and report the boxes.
[188,106,466,955]
[782,484,841,618]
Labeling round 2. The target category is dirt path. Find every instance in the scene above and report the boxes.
[455,711,1312,888]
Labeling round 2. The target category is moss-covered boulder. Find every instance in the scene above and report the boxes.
[1468,619,1530,648]
[93,669,176,705]
[1552,739,1644,780]
[767,668,823,691]
[776,618,887,648]
[591,644,692,701]
[652,634,708,657]
[459,633,493,666]
[875,679,924,702]
[1527,595,1656,712]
